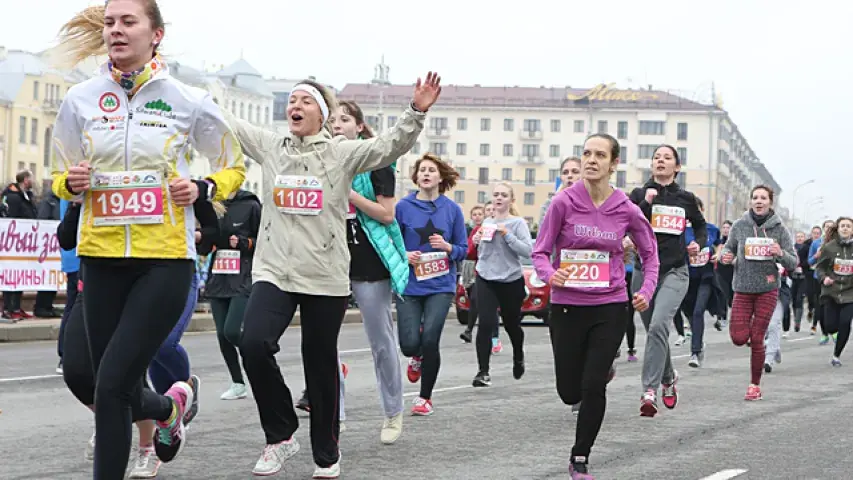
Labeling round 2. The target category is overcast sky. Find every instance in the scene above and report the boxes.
[2,0,848,227]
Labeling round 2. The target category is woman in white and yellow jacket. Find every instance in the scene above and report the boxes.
[50,2,245,478]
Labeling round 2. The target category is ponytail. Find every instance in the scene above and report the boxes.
[58,5,108,67]
[509,204,520,217]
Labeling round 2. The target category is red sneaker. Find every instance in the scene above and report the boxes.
[407,356,422,383]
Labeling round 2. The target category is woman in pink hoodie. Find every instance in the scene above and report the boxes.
[533,133,660,480]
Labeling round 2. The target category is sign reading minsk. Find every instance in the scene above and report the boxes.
[0,219,66,292]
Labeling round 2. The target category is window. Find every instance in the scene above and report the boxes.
[428,142,447,155]
[503,144,513,157]
[639,121,666,135]
[410,143,421,154]
[677,147,688,165]
[638,144,658,159]
[272,94,286,120]
[265,106,270,124]
[548,169,559,182]
[677,122,688,141]
[248,105,254,123]
[642,169,652,183]
[454,191,465,204]
[502,168,512,181]
[573,145,583,157]
[478,167,489,185]
[521,144,540,157]
[617,121,628,140]
[366,115,380,131]
[524,168,536,186]
[478,191,487,204]
[503,119,514,131]
[33,81,39,100]
[239,102,244,119]
[619,146,627,164]
[523,119,541,132]
[456,143,467,155]
[597,120,608,133]
[429,117,448,132]
[18,116,26,143]
[573,120,584,133]
[457,118,467,130]
[549,145,560,158]
[550,119,561,132]
[17,161,25,173]
[677,172,688,188]
[524,192,535,205]
[616,171,627,188]
[387,115,398,128]
[479,144,490,156]
[480,118,491,131]
[457,167,466,179]
[30,119,38,145]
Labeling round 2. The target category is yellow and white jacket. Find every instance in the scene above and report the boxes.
[51,63,245,260]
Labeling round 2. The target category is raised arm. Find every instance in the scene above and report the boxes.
[220,106,281,168]
[189,94,247,201]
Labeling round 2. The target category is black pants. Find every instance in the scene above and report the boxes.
[624,271,636,351]
[806,276,819,315]
[814,295,826,333]
[210,295,248,384]
[58,271,79,358]
[2,291,21,312]
[549,302,627,460]
[240,281,347,468]
[465,283,498,338]
[35,290,57,314]
[82,258,193,480]
[823,298,853,357]
[474,275,526,373]
[682,276,714,355]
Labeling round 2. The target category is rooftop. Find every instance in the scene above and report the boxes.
[214,59,272,97]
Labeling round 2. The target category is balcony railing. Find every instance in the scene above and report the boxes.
[517,155,544,164]
[425,127,450,138]
[519,129,543,140]
[42,99,61,114]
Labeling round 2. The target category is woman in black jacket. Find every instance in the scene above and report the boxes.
[202,189,261,401]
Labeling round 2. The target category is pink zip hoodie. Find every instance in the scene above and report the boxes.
[533,182,659,306]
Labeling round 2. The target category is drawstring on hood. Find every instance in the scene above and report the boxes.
[750,208,773,227]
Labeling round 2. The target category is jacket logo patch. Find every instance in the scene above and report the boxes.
[139,121,167,128]
[99,93,120,113]
[144,99,172,112]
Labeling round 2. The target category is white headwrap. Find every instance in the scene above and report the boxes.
[289,83,330,125]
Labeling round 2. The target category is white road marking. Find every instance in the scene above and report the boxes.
[698,468,748,480]
[404,385,470,397]
[787,336,816,343]
[340,348,372,354]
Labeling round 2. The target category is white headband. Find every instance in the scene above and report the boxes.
[290,84,329,125]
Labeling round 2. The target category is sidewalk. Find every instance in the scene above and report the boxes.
[0,308,459,343]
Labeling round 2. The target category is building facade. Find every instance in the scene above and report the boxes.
[338,82,781,225]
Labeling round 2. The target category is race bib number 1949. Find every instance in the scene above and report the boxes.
[90,170,164,226]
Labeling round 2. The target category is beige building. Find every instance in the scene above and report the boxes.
[0,46,88,191]
[337,81,781,225]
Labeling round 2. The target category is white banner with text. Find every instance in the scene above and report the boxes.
[0,218,66,292]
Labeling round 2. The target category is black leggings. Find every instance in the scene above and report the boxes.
[209,295,248,384]
[465,283,499,338]
[82,258,193,480]
[474,275,526,373]
[823,298,853,357]
[624,271,636,351]
[239,281,347,468]
[549,302,627,461]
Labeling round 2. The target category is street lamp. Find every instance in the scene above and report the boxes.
[803,197,825,229]
[790,179,815,233]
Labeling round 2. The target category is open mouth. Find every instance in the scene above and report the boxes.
[111,41,128,48]
[291,113,304,122]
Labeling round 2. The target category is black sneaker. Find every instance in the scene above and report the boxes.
[472,372,491,387]
[459,329,472,343]
[571,402,581,415]
[513,359,525,380]
[183,375,200,426]
[764,363,773,373]
[295,390,311,412]
[569,456,593,479]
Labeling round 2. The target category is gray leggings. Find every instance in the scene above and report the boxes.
[352,280,403,417]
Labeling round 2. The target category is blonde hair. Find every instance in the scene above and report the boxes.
[495,182,520,217]
[58,0,165,67]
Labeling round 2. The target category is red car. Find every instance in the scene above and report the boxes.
[455,257,551,325]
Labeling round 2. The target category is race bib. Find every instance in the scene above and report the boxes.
[689,247,711,267]
[480,224,497,242]
[650,205,686,235]
[90,170,164,226]
[273,175,323,215]
[744,237,775,261]
[346,202,357,220]
[414,252,450,281]
[834,258,853,276]
[211,249,241,275]
[559,249,611,288]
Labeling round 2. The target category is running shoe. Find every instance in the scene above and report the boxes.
[84,429,95,461]
[774,351,782,364]
[459,329,473,343]
[627,350,638,363]
[411,397,433,416]
[764,363,773,373]
[688,354,701,368]
[820,335,830,345]
[380,413,403,445]
[569,456,595,479]
[831,356,842,367]
[407,357,422,383]
[129,446,161,479]
[153,381,193,463]
[55,360,63,375]
[744,384,762,401]
[341,363,349,378]
[252,438,300,476]
[571,403,581,415]
[513,358,526,380]
[312,453,341,479]
[295,390,311,412]
[183,375,200,426]
[674,335,686,346]
[662,371,679,409]
[492,338,503,354]
[472,372,491,387]
[640,390,658,417]
[220,383,248,400]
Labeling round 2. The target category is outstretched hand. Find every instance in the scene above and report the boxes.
[413,72,442,112]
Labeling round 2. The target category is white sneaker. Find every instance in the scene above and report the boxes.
[339,421,346,433]
[84,430,95,461]
[128,446,161,479]
[782,332,790,339]
[252,438,300,476]
[220,383,248,400]
[312,453,341,479]
[380,413,403,444]
[674,335,686,346]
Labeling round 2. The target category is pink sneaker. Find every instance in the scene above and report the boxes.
[407,357,422,383]
[640,389,658,417]
[492,338,503,355]
[661,370,679,409]
[153,381,193,463]
[744,384,762,401]
[569,457,595,479]
[627,350,638,363]
[411,397,433,416]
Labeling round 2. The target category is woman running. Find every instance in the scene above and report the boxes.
[814,217,853,366]
[331,100,407,444]
[226,74,440,477]
[52,1,245,477]
[629,145,706,417]
[460,201,502,351]
[539,156,581,226]
[790,230,809,333]
[809,220,836,343]
[469,182,533,386]
[714,220,735,329]
[395,153,468,416]
[203,189,261,401]
[533,133,659,479]
[720,185,797,400]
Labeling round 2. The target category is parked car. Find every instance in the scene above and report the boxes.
[455,257,550,325]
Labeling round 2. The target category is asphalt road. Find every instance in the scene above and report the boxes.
[0,317,851,479]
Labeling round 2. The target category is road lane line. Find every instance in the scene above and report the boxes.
[698,469,748,480]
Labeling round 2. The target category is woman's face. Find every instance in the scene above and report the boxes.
[470,208,484,226]
[103,0,162,71]
[812,227,822,240]
[750,188,772,215]
[330,107,363,140]
[838,220,853,239]
[795,232,806,244]
[287,91,324,137]
[722,223,731,237]
[652,146,679,180]
[492,185,513,214]
[581,138,615,182]
[560,160,581,187]
[416,160,441,191]
[484,204,494,218]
